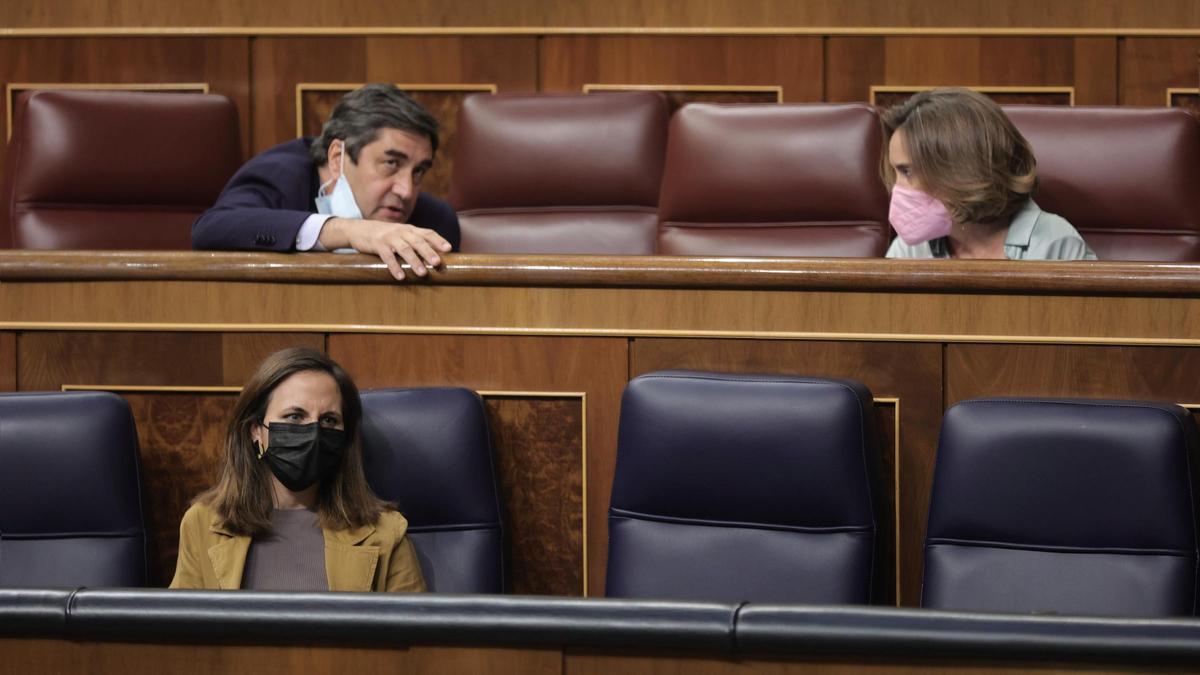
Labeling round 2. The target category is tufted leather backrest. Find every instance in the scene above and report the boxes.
[656,104,891,257]
[1,89,241,249]
[1005,105,1200,261]
[359,388,505,593]
[606,370,882,603]
[924,398,1200,616]
[0,392,148,587]
[450,92,668,254]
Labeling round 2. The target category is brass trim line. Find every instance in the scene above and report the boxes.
[1167,87,1200,106]
[295,82,498,138]
[584,83,784,102]
[9,322,1200,347]
[6,82,209,140]
[61,384,241,393]
[870,85,1075,106]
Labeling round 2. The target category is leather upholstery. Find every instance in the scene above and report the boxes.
[657,104,890,257]
[360,388,505,593]
[1,89,241,249]
[923,398,1200,616]
[0,392,148,587]
[70,590,737,650]
[16,589,1200,664]
[450,92,668,254]
[606,370,882,603]
[1005,105,1200,261]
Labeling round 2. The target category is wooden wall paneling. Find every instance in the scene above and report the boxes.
[3,0,1200,30]
[486,396,585,595]
[1072,37,1119,104]
[945,344,1200,405]
[251,37,368,155]
[0,331,14,391]
[0,639,561,675]
[16,331,324,585]
[1121,38,1200,105]
[0,37,252,178]
[628,338,943,607]
[825,37,884,103]
[863,37,1102,106]
[329,333,627,595]
[540,36,824,103]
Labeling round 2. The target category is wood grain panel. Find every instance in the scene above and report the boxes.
[123,391,236,586]
[565,653,1170,674]
[0,331,14,391]
[487,397,584,595]
[629,339,942,606]
[0,37,251,177]
[1121,38,1200,105]
[541,37,823,103]
[252,36,536,174]
[3,0,1200,29]
[330,333,627,595]
[946,344,1200,405]
[834,37,1109,106]
[1171,90,1200,117]
[0,639,560,675]
[17,332,323,390]
[251,37,367,155]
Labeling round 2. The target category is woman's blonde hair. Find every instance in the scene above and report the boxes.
[881,88,1038,226]
[196,347,389,535]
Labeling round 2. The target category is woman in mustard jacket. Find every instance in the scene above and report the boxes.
[170,347,425,592]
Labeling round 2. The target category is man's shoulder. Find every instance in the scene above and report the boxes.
[250,137,315,168]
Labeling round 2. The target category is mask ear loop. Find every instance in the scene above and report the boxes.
[317,140,345,197]
[254,421,268,459]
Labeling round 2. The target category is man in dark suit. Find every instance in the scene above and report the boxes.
[192,84,459,281]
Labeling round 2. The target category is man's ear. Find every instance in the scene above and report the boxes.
[326,139,344,178]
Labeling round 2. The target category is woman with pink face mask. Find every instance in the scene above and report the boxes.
[882,88,1096,260]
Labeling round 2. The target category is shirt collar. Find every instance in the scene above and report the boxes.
[1004,199,1039,251]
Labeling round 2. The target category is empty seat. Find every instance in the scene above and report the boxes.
[0,391,149,587]
[450,92,668,254]
[656,104,891,257]
[359,388,505,593]
[1005,106,1200,261]
[0,89,242,249]
[606,370,882,603]
[924,398,1200,616]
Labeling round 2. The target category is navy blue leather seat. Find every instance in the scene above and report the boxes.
[0,391,148,587]
[360,388,505,593]
[923,398,1200,617]
[606,370,882,603]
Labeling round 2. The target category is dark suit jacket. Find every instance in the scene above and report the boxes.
[191,137,460,251]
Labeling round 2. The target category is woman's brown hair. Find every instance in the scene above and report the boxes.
[197,347,388,535]
[881,87,1038,226]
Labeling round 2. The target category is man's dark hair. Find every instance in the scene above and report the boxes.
[310,83,439,166]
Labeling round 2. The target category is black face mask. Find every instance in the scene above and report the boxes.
[260,422,349,492]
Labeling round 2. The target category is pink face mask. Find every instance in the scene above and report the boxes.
[889,184,953,246]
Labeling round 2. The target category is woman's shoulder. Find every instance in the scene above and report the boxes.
[179,500,220,529]
[372,509,412,539]
[1028,201,1098,260]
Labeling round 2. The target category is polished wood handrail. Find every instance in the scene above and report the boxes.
[2,250,1200,296]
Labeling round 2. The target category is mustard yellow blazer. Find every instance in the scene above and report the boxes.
[169,502,426,592]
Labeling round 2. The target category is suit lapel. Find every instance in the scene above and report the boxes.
[324,522,379,592]
[207,523,251,590]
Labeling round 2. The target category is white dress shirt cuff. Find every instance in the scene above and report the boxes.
[295,214,333,252]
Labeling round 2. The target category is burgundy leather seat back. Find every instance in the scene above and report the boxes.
[1005,105,1200,262]
[2,89,241,250]
[657,104,890,258]
[450,92,668,254]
